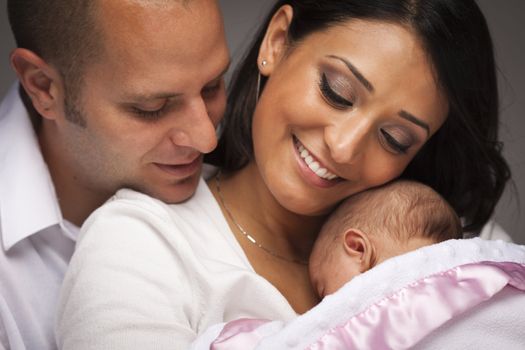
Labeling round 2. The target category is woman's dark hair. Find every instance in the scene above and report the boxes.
[206,0,511,234]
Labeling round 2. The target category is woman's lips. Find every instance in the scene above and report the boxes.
[293,136,342,188]
[154,156,202,178]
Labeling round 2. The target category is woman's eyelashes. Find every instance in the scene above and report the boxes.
[319,73,354,109]
[318,70,416,155]
[380,128,413,154]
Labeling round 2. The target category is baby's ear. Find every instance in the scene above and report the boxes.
[343,229,375,272]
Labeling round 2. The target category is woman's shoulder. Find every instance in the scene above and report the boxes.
[80,179,215,241]
[62,182,219,312]
[102,187,182,220]
[478,220,513,242]
[76,188,177,249]
[71,187,189,270]
[58,186,210,349]
[74,177,245,272]
[97,187,175,224]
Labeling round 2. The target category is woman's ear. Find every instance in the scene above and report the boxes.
[257,5,294,76]
[10,48,63,121]
[343,228,376,272]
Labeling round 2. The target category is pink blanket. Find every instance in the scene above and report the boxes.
[191,238,525,349]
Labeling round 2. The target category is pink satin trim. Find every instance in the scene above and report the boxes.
[211,318,269,350]
[307,262,525,350]
[210,262,525,350]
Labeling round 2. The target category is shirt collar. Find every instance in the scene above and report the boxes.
[0,83,72,251]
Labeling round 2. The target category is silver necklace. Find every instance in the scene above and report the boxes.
[215,171,308,265]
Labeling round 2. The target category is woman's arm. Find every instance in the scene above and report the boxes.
[56,192,199,349]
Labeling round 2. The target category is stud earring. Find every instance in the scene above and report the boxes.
[256,59,268,104]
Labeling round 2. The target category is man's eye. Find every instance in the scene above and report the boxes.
[319,73,354,109]
[202,81,222,96]
[131,106,166,120]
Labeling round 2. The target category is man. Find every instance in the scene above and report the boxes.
[0,0,230,348]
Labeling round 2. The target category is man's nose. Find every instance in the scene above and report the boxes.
[324,114,372,165]
[168,98,218,153]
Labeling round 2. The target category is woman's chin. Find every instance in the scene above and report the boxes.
[274,192,339,217]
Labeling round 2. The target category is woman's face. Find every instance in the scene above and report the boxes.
[253,15,448,216]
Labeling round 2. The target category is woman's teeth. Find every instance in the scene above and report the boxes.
[297,143,338,181]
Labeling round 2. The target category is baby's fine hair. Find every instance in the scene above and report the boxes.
[322,180,463,244]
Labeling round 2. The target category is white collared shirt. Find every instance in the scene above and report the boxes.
[0,84,79,350]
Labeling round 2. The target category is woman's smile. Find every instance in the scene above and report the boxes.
[248,17,449,216]
[292,135,343,188]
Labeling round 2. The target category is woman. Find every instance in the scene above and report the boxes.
[57,0,511,348]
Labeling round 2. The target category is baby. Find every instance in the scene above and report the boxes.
[192,180,463,349]
[309,179,463,298]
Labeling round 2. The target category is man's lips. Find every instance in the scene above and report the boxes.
[154,156,202,178]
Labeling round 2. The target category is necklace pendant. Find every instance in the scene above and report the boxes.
[215,171,309,266]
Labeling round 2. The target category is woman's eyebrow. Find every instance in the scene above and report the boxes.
[326,55,430,135]
[326,55,374,93]
[399,110,430,136]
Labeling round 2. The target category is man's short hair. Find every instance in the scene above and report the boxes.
[8,0,104,127]
[8,0,102,98]
[8,0,187,126]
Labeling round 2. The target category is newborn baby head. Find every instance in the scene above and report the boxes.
[309,180,462,298]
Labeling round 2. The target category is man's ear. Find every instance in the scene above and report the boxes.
[10,48,63,121]
[257,5,294,76]
[343,228,376,272]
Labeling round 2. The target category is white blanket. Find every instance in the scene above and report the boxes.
[192,238,525,349]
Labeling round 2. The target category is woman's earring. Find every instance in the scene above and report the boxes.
[256,60,268,103]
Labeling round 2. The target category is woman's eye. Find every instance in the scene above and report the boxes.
[380,129,411,154]
[319,73,354,109]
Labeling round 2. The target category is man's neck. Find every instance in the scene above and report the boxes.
[38,124,111,227]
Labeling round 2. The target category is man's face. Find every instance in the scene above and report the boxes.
[55,0,229,203]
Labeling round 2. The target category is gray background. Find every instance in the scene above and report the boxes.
[1,1,523,243]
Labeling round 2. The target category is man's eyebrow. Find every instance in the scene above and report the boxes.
[213,60,231,82]
[123,92,182,102]
[326,55,374,93]
[122,61,231,102]
[399,110,430,136]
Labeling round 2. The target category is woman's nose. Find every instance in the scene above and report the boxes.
[324,115,373,165]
